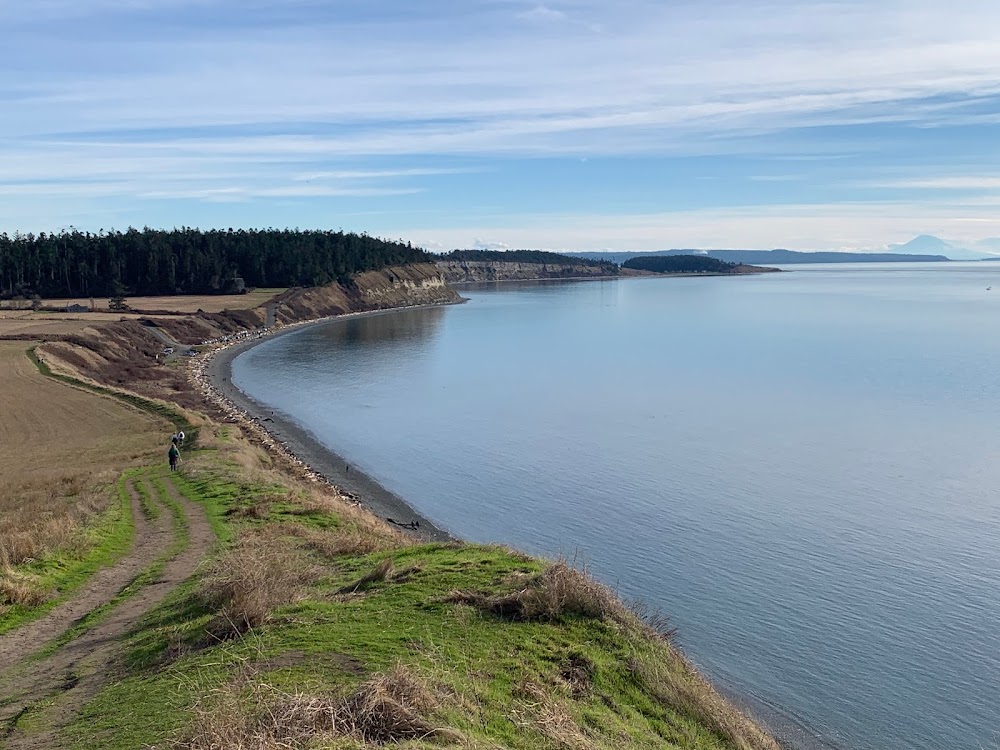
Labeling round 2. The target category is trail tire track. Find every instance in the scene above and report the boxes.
[0,474,215,749]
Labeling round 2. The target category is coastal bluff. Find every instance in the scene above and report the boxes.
[273,262,460,323]
[33,262,460,414]
[437,259,620,282]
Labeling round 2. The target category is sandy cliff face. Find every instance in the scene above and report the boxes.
[275,263,460,324]
[38,263,459,412]
[437,260,618,283]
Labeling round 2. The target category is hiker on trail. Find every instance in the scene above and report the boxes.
[177,430,185,446]
[169,443,180,472]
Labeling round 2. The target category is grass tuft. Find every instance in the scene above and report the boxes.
[448,560,629,624]
[631,654,780,750]
[178,665,453,749]
[336,558,394,595]
[199,533,320,636]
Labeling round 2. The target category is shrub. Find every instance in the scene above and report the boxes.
[178,666,454,749]
[198,533,319,634]
[448,561,629,624]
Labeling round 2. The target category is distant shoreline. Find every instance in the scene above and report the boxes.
[446,267,780,286]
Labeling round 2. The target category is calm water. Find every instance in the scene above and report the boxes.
[233,263,1000,750]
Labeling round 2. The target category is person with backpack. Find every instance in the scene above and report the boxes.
[168,442,180,472]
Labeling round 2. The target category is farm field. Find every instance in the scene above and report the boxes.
[0,342,164,479]
[0,342,167,621]
[40,287,286,314]
[0,311,176,338]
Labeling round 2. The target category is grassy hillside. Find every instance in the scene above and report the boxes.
[1,291,779,749]
[60,437,777,750]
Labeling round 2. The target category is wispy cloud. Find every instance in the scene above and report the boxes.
[516,5,568,23]
[397,200,1000,252]
[4,0,1000,245]
[870,177,1000,190]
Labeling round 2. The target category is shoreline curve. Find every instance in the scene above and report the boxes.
[192,293,832,750]
[197,303,459,543]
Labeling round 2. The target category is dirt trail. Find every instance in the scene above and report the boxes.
[0,478,169,668]
[0,473,216,749]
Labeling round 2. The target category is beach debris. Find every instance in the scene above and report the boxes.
[387,518,420,530]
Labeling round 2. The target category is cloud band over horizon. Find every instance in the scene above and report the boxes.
[4,0,1000,251]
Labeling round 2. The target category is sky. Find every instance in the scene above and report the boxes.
[4,0,1000,252]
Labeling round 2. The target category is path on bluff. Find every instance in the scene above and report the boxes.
[0,470,215,749]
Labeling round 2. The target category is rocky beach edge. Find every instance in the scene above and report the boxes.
[193,303,461,543]
[191,295,833,750]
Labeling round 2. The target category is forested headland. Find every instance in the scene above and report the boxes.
[0,228,429,299]
[624,254,749,273]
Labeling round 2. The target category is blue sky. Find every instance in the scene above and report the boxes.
[4,0,1000,251]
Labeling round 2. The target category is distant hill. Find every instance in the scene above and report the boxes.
[888,235,1000,260]
[888,234,955,256]
[565,249,951,265]
[622,254,777,274]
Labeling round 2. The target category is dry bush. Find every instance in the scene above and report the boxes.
[631,654,780,750]
[512,681,595,750]
[0,569,51,608]
[179,665,455,749]
[336,559,394,595]
[199,533,321,635]
[448,561,629,624]
[225,495,275,520]
[336,666,446,743]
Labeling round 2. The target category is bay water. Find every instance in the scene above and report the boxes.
[232,263,1000,750]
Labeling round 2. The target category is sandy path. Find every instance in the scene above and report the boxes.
[0,473,216,749]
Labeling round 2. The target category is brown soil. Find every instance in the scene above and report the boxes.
[0,473,216,748]
[0,342,161,479]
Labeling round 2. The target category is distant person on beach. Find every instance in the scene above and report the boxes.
[168,443,180,471]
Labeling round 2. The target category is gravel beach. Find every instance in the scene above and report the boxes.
[197,306,459,543]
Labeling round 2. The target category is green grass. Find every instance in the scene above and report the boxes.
[0,346,197,634]
[0,472,138,636]
[64,457,767,750]
[31,472,192,660]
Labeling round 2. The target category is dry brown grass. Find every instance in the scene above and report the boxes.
[42,288,286,314]
[632,654,781,750]
[262,520,405,560]
[0,342,165,604]
[0,570,51,608]
[447,561,629,624]
[179,665,456,749]
[512,681,595,750]
[199,532,322,634]
[0,343,163,478]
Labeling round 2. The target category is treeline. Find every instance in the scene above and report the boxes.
[440,249,618,272]
[622,255,737,274]
[0,228,430,298]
